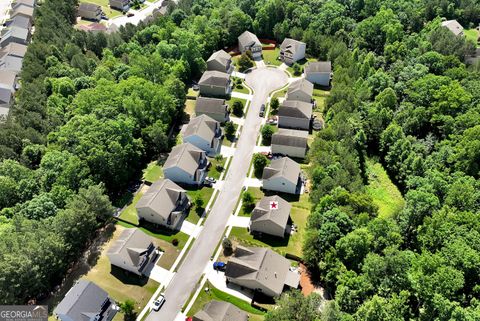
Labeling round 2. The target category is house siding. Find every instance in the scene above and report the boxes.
[263,177,297,194]
[164,167,198,185]
[285,92,311,103]
[199,84,228,98]
[226,277,279,297]
[195,110,229,123]
[184,135,219,156]
[250,221,285,238]
[280,43,306,65]
[278,116,310,131]
[271,144,306,159]
[305,72,330,87]
[107,254,142,275]
[78,7,102,21]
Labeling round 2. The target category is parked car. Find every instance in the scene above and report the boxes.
[259,104,265,117]
[127,12,134,17]
[152,294,166,311]
[213,261,226,271]
[205,177,216,184]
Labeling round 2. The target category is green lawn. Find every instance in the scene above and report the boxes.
[272,88,287,100]
[80,0,122,18]
[118,191,143,225]
[465,29,479,47]
[366,159,405,218]
[262,47,281,66]
[185,99,196,116]
[142,161,163,183]
[286,57,317,75]
[185,186,215,224]
[231,188,310,257]
[227,97,247,112]
[232,78,250,94]
[187,88,199,98]
[187,281,265,319]
[312,88,330,113]
[208,156,227,180]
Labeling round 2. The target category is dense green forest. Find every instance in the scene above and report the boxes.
[1,0,480,320]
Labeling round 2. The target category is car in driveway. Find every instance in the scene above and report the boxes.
[205,177,216,184]
[259,104,265,117]
[213,261,226,271]
[152,294,166,311]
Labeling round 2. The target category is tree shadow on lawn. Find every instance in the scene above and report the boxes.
[110,266,150,287]
[249,230,291,248]
[262,189,300,202]
[138,220,178,237]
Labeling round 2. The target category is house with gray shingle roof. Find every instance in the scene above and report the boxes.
[207,50,233,74]
[107,228,156,275]
[136,178,190,229]
[279,38,306,65]
[12,0,36,9]
[182,114,222,156]
[271,128,308,159]
[109,0,130,12]
[0,25,30,47]
[163,143,209,186]
[198,70,231,98]
[249,195,291,238]
[225,246,300,297]
[277,100,313,130]
[238,31,262,58]
[0,70,17,117]
[262,157,302,194]
[0,43,27,74]
[4,14,31,31]
[10,4,34,22]
[304,61,332,87]
[195,97,229,123]
[53,279,118,321]
[78,2,103,21]
[286,78,313,103]
[193,301,248,321]
[441,19,464,36]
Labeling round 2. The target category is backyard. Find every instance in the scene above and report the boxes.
[262,47,281,66]
[465,28,479,47]
[79,0,122,18]
[185,186,215,224]
[142,161,163,183]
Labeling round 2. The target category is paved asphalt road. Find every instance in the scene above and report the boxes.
[148,67,288,321]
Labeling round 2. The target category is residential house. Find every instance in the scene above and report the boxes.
[277,100,313,131]
[238,30,262,58]
[286,78,313,103]
[135,178,190,229]
[249,195,291,238]
[78,2,103,21]
[198,70,231,97]
[0,70,17,117]
[0,42,27,74]
[195,97,229,123]
[12,0,36,9]
[442,19,464,36]
[4,14,32,31]
[304,61,332,87]
[109,0,130,12]
[225,246,300,297]
[207,50,233,74]
[279,38,306,65]
[262,157,302,194]
[182,114,222,156]
[193,301,248,321]
[10,4,34,22]
[0,26,30,47]
[163,142,209,186]
[106,228,156,275]
[76,22,108,33]
[53,279,118,321]
[271,129,308,159]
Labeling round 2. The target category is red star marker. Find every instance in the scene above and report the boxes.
[270,201,278,210]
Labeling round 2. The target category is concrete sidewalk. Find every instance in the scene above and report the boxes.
[231,91,253,100]
[206,265,254,302]
[244,177,262,188]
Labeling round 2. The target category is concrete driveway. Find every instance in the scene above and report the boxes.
[147,65,288,321]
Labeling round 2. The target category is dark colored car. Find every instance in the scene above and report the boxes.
[259,104,265,117]
[213,261,226,271]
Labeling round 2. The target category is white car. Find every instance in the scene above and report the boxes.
[205,177,216,183]
[152,294,165,311]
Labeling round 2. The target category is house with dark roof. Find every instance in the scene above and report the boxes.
[109,0,130,12]
[207,50,233,74]
[53,279,118,321]
[442,19,464,36]
[249,195,291,238]
[10,4,34,22]
[304,61,332,87]
[271,128,308,159]
[0,43,27,74]
[0,70,17,117]
[238,31,262,58]
[182,114,222,156]
[78,2,103,21]
[279,38,306,65]
[12,0,36,9]
[195,97,229,123]
[163,143,209,186]
[286,78,313,103]
[277,100,313,131]
[0,25,30,47]
[4,14,31,31]
[193,301,248,321]
[198,70,231,97]
[225,246,300,297]
[106,228,156,275]
[136,179,190,229]
[262,157,302,194]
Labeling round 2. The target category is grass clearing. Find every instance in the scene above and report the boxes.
[142,161,163,183]
[185,99,196,116]
[465,29,479,47]
[366,159,405,218]
[312,88,330,113]
[262,47,281,66]
[118,191,143,225]
[187,281,265,319]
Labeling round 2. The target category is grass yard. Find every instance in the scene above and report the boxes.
[286,57,317,75]
[232,77,250,94]
[185,99,196,116]
[187,281,265,319]
[465,29,479,47]
[80,0,122,18]
[185,186,215,224]
[142,161,163,183]
[208,156,227,180]
[227,97,247,111]
[272,88,287,100]
[118,190,143,225]
[83,226,159,314]
[187,88,199,98]
[231,188,310,257]
[312,88,330,113]
[366,159,405,218]
[262,47,282,66]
